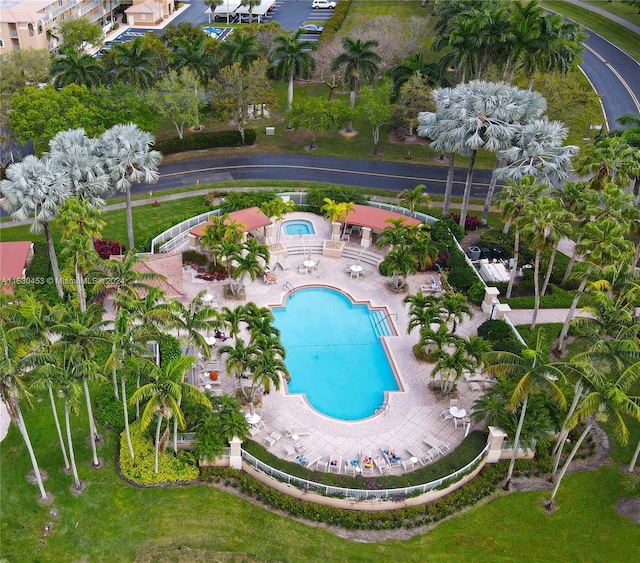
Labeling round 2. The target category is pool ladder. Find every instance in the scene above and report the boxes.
[283,281,295,294]
[374,403,390,415]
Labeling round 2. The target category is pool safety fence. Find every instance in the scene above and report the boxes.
[240,444,489,503]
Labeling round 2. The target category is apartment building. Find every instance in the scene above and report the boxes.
[0,0,173,52]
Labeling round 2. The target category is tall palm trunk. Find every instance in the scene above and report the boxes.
[556,278,587,353]
[442,153,455,216]
[76,265,86,312]
[154,413,162,474]
[552,380,583,476]
[44,223,64,298]
[541,243,559,297]
[563,234,583,281]
[122,375,134,459]
[173,397,182,454]
[505,393,529,489]
[548,419,593,509]
[111,341,119,400]
[47,383,70,470]
[136,374,141,419]
[346,90,356,132]
[125,186,134,249]
[459,150,477,229]
[65,403,81,490]
[529,250,542,331]
[15,404,49,500]
[83,379,100,467]
[506,228,520,299]
[481,160,504,225]
[628,437,640,472]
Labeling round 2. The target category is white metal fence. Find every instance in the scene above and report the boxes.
[151,209,223,254]
[240,444,489,502]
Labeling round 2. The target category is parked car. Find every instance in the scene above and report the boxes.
[312,0,336,9]
[300,24,324,33]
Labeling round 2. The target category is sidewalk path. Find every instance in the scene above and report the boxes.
[566,0,640,36]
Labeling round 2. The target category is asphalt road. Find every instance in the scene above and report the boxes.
[141,153,494,200]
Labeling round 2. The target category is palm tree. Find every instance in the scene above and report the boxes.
[241,0,261,24]
[520,196,573,330]
[219,337,254,393]
[53,304,109,467]
[130,356,210,474]
[220,32,260,69]
[484,329,567,489]
[204,0,224,23]
[331,38,381,132]
[501,0,545,81]
[438,291,473,334]
[270,29,315,121]
[259,197,296,244]
[398,184,430,213]
[1,155,68,298]
[320,198,355,243]
[109,37,158,88]
[496,176,545,299]
[51,47,103,88]
[419,323,464,358]
[99,123,162,249]
[46,129,110,204]
[2,295,69,471]
[547,358,640,509]
[228,237,270,297]
[169,291,223,360]
[171,34,220,84]
[574,136,640,191]
[388,51,443,99]
[432,346,476,394]
[0,325,49,500]
[489,118,578,225]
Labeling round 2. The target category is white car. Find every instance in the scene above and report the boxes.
[312,0,336,9]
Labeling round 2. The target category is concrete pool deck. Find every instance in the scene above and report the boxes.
[187,211,490,474]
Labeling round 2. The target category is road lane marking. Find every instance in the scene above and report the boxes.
[606,63,640,112]
[160,164,494,188]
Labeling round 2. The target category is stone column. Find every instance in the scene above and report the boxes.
[264,224,275,246]
[486,426,508,463]
[360,227,372,248]
[495,303,512,320]
[481,286,501,315]
[229,436,243,470]
[331,222,341,243]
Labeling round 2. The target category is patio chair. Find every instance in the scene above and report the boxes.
[440,409,453,422]
[316,457,329,472]
[298,264,308,275]
[407,446,431,466]
[328,454,342,474]
[449,398,460,408]
[298,453,319,468]
[289,426,311,437]
[249,426,262,438]
[381,447,401,468]
[361,452,375,476]
[264,431,282,448]
[423,434,451,456]
[283,443,296,457]
[374,454,390,474]
[276,258,291,270]
[344,460,359,476]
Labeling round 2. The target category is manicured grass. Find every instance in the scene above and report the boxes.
[582,0,640,27]
[542,0,640,61]
[2,398,639,562]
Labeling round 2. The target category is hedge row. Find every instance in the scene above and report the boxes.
[504,284,575,309]
[242,431,487,490]
[154,129,257,155]
[318,0,353,44]
[201,462,506,529]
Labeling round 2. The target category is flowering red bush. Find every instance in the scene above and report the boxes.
[95,239,126,259]
[444,213,481,231]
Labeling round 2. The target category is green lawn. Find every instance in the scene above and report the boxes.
[542,0,640,61]
[1,390,639,562]
[582,0,640,27]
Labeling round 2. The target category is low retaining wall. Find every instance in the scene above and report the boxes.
[242,456,489,512]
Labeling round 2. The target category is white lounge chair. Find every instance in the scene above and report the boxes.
[285,426,312,438]
[374,454,390,474]
[423,434,450,455]
[264,431,282,448]
[283,443,296,457]
[401,458,415,473]
[361,452,375,476]
[328,454,342,474]
[316,457,329,472]
[407,446,432,466]
[381,447,401,468]
[298,453,319,468]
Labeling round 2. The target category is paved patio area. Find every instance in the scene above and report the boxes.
[184,212,491,475]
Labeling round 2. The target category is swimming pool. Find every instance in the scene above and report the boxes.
[282,219,315,236]
[271,287,398,420]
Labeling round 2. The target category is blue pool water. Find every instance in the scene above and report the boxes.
[271,287,398,420]
[283,219,315,235]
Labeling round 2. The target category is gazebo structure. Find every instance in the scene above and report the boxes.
[188,206,272,251]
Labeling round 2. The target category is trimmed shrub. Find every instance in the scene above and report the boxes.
[95,238,126,259]
[505,284,575,309]
[182,249,208,266]
[467,281,485,306]
[119,423,199,485]
[319,0,353,44]
[430,219,464,244]
[477,319,515,344]
[444,213,481,232]
[159,334,182,366]
[219,190,280,213]
[154,129,257,155]
[95,380,137,433]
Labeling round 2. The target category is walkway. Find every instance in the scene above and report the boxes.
[566,0,640,36]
